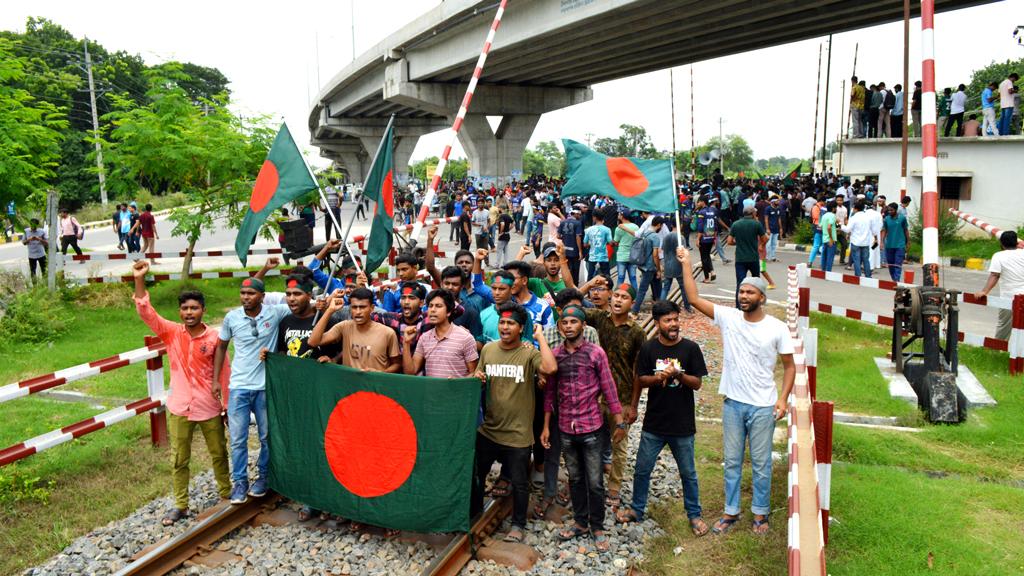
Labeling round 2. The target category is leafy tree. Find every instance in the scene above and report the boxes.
[965,58,1023,106]
[0,38,67,214]
[692,134,754,176]
[521,140,566,178]
[593,124,660,159]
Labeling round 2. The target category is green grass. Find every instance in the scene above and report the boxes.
[0,277,282,576]
[907,236,1003,262]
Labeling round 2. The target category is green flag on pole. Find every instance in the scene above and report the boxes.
[362,123,395,273]
[560,139,677,213]
[265,354,479,533]
[235,123,318,266]
[782,162,803,186]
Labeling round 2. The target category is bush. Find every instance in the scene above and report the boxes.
[0,284,71,345]
[792,218,815,244]
[0,473,52,510]
[908,207,962,244]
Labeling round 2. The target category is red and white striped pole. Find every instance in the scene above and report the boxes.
[949,209,1024,248]
[920,0,940,285]
[145,335,168,447]
[411,0,508,243]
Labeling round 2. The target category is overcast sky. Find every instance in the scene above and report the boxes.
[4,1,1022,168]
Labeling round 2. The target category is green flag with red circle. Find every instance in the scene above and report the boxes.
[265,354,480,533]
[362,123,396,274]
[235,123,318,266]
[559,139,677,213]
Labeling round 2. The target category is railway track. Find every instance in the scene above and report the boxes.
[113,492,512,576]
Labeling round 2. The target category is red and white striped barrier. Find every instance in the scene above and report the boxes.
[949,209,1024,249]
[1011,295,1024,375]
[813,400,834,546]
[66,248,283,263]
[0,340,166,404]
[70,268,295,285]
[807,268,1014,310]
[786,264,827,576]
[0,337,168,467]
[412,1,508,241]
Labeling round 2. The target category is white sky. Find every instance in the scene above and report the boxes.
[4,1,1022,167]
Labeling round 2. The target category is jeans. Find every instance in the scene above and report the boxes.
[228,388,269,485]
[722,398,775,516]
[886,247,906,282]
[982,107,1000,136]
[616,262,638,291]
[821,242,836,272]
[867,107,879,137]
[807,231,822,267]
[629,431,701,520]
[850,244,872,278]
[496,239,510,267]
[561,430,606,530]
[714,234,728,261]
[851,108,864,138]
[767,232,779,260]
[836,230,849,264]
[660,276,692,311]
[127,233,141,253]
[28,256,46,279]
[999,107,1014,136]
[567,257,581,285]
[60,235,83,256]
[543,406,562,499]
[734,261,759,306]
[472,433,531,528]
[586,260,610,280]
[523,219,534,243]
[945,113,964,137]
[633,269,662,313]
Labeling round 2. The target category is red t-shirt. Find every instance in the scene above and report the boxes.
[139,211,156,238]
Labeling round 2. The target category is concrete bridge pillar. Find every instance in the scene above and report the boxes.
[336,152,370,185]
[457,114,539,186]
[358,135,419,187]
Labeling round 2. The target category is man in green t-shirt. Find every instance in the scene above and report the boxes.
[471,302,557,543]
[727,206,768,307]
[613,211,639,291]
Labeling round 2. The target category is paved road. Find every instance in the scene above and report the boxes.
[0,205,999,338]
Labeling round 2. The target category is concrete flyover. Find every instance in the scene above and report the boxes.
[309,0,993,184]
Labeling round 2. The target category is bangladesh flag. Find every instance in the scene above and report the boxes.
[363,123,395,273]
[560,139,677,214]
[265,354,480,533]
[782,162,803,185]
[235,123,318,266]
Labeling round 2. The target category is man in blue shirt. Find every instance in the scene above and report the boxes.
[558,208,584,285]
[213,275,291,504]
[981,81,1000,136]
[583,213,613,280]
[764,196,782,261]
[381,252,432,313]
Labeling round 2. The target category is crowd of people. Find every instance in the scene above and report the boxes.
[133,173,802,550]
[847,73,1020,138]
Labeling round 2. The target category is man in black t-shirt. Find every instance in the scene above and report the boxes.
[616,299,709,537]
[458,201,473,251]
[271,275,339,362]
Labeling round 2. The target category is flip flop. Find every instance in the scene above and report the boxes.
[711,516,739,535]
[161,508,187,526]
[503,528,525,543]
[533,496,554,519]
[690,517,710,537]
[615,508,639,524]
[556,524,590,541]
[752,517,770,535]
[593,531,611,552]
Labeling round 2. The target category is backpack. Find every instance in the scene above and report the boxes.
[629,231,654,267]
[883,91,896,109]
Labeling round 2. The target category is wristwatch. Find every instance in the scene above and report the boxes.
[616,422,628,430]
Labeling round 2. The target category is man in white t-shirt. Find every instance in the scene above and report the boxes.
[975,231,1024,340]
[998,73,1019,137]
[676,246,795,535]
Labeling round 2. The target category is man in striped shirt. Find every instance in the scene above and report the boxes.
[540,305,624,552]
[403,289,478,378]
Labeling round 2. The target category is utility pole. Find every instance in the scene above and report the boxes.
[822,34,833,176]
[585,132,594,147]
[718,117,724,174]
[351,1,356,62]
[900,0,910,200]
[669,69,677,165]
[84,38,108,206]
[813,43,822,174]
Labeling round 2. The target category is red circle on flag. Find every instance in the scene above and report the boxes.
[605,157,649,198]
[381,171,395,218]
[324,391,417,498]
[250,160,280,212]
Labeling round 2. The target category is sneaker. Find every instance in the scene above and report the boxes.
[249,477,268,498]
[230,482,249,505]
[767,284,777,290]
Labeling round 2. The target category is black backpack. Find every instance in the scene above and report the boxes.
[629,231,654,267]
[883,91,896,109]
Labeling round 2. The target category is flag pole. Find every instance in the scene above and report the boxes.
[410,0,508,244]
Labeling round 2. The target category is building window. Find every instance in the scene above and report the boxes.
[937,176,972,212]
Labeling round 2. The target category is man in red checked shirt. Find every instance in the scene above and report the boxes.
[132,260,231,526]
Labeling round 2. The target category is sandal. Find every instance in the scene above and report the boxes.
[298,505,317,522]
[593,530,611,552]
[556,524,590,541]
[752,516,770,535]
[161,508,187,526]
[615,508,639,524]
[690,517,710,537]
[489,478,511,498]
[555,487,571,508]
[503,528,525,543]
[533,496,554,519]
[605,492,620,508]
[711,515,739,535]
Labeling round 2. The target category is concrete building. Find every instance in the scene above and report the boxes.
[841,136,1024,236]
[309,0,991,185]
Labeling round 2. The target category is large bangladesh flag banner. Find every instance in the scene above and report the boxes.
[265,354,480,533]
[235,123,318,266]
[560,138,677,214]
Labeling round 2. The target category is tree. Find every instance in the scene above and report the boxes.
[966,58,1023,108]
[593,124,660,159]
[102,63,272,275]
[521,140,566,178]
[692,134,754,176]
[0,38,67,214]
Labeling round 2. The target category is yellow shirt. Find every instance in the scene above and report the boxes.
[851,84,866,110]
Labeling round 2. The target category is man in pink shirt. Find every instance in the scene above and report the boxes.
[132,260,231,526]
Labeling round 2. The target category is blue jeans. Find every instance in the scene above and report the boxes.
[722,398,775,516]
[767,232,779,260]
[633,269,662,313]
[714,234,728,260]
[850,244,872,278]
[561,430,606,530]
[524,219,534,242]
[998,107,1013,136]
[659,276,692,311]
[543,406,562,499]
[886,247,906,282]
[616,262,638,292]
[228,388,269,485]
[629,431,702,520]
[586,260,611,280]
[821,242,836,272]
[807,231,822,267]
[734,261,759,306]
